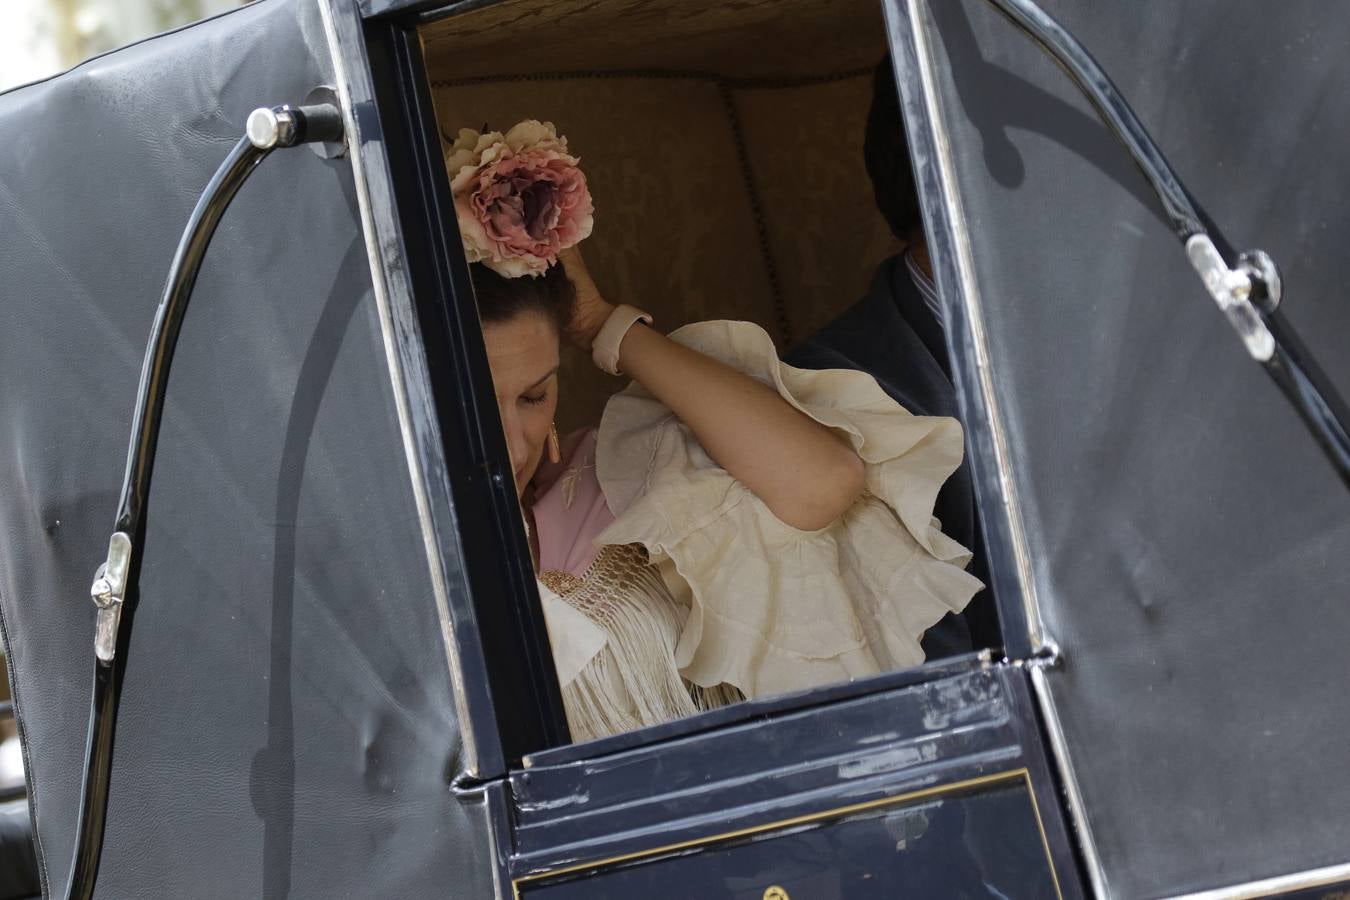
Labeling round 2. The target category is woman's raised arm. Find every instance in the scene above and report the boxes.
[561,249,865,531]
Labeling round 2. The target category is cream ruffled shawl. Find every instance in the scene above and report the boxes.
[538,320,983,741]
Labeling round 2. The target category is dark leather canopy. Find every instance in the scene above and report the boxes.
[0,0,493,896]
[904,0,1350,895]
[0,799,38,899]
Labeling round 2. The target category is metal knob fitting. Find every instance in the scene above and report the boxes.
[90,532,132,663]
[246,101,345,151]
[246,106,297,150]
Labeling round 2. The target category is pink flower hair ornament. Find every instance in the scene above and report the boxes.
[445,119,595,279]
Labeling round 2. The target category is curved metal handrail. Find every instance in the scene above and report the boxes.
[64,101,343,900]
[978,0,1350,488]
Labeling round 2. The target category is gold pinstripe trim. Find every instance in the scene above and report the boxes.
[511,768,1063,898]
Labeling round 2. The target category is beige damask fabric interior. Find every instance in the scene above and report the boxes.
[426,0,901,431]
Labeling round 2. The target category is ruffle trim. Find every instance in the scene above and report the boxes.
[596,320,983,699]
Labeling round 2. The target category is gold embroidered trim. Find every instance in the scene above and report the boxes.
[538,569,583,596]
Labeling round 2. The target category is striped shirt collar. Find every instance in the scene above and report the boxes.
[904,249,944,325]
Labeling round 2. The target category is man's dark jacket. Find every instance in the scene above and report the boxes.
[786,254,996,657]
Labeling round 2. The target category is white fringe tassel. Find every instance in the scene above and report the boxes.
[555,545,742,742]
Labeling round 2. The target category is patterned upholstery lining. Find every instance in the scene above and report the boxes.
[431,71,901,432]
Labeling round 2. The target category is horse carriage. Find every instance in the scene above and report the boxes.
[1,0,1346,897]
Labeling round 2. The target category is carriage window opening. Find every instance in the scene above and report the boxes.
[418,0,1001,749]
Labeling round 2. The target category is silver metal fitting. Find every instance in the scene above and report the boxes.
[1237,248,1283,313]
[246,106,298,150]
[1010,640,1062,671]
[303,86,347,159]
[1185,234,1275,361]
[1028,640,1062,669]
[91,532,132,663]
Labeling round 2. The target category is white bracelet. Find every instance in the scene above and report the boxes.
[591,304,653,376]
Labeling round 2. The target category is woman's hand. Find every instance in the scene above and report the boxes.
[558,246,614,351]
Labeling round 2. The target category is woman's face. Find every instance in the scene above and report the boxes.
[482,310,561,497]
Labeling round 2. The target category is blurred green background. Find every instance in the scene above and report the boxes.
[1,0,245,92]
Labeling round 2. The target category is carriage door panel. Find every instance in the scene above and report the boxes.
[517,779,1056,900]
[884,0,1350,896]
[507,664,1081,898]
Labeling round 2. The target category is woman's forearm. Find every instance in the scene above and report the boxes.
[616,322,864,531]
[558,248,863,530]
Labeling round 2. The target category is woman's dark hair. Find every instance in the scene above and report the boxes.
[862,57,921,241]
[469,261,576,334]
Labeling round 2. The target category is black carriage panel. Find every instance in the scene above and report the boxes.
[0,0,495,896]
[888,0,1350,895]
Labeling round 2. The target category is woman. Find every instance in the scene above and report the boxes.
[450,120,981,742]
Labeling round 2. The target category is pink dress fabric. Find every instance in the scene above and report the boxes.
[531,428,613,578]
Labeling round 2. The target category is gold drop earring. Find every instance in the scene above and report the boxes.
[547,422,562,464]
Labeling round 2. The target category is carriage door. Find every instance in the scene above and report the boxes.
[884,0,1350,897]
[366,0,1085,892]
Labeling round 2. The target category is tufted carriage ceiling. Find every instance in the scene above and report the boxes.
[419,0,888,82]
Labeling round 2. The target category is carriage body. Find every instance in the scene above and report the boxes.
[0,1,1345,898]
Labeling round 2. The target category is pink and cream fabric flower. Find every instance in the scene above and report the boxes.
[445,119,595,278]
